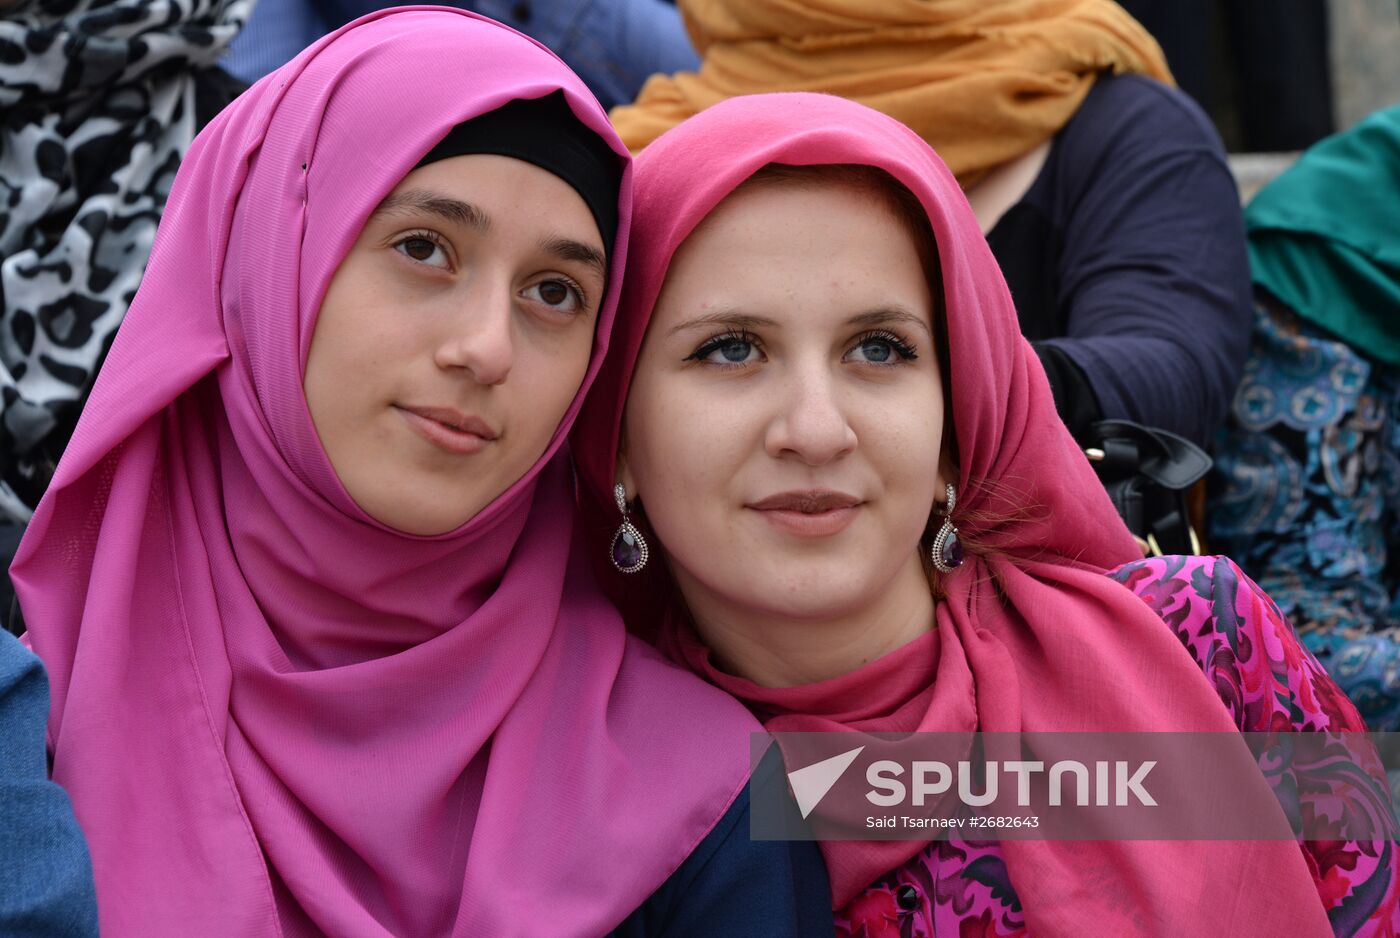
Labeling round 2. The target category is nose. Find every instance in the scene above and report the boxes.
[433,279,514,386]
[763,366,857,466]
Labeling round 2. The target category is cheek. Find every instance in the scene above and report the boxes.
[309,277,401,393]
[628,386,742,525]
[516,327,594,437]
[303,330,353,443]
[304,275,414,471]
[861,387,945,500]
[306,316,390,432]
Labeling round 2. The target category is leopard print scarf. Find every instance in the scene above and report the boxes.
[0,0,251,521]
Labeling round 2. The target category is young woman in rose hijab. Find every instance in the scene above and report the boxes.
[573,93,1400,937]
[9,9,829,937]
[608,0,1250,453]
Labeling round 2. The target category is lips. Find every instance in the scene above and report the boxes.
[749,490,862,513]
[747,489,863,537]
[395,405,498,455]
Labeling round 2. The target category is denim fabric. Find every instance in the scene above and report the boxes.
[0,631,97,937]
[473,0,698,109]
[222,0,330,84]
[224,0,699,109]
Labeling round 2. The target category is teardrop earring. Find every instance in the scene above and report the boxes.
[930,483,963,574]
[610,483,649,574]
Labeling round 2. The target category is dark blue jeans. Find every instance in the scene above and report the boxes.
[224,0,699,110]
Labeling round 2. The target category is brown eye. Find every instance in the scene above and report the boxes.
[393,235,449,268]
[524,278,583,314]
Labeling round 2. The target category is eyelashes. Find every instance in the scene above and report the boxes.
[851,329,919,363]
[686,329,760,365]
[684,328,920,367]
[394,230,450,268]
[523,275,589,315]
[390,230,592,314]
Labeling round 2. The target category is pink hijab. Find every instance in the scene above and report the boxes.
[572,93,1332,936]
[12,9,760,936]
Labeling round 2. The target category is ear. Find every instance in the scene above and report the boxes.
[934,449,960,501]
[613,447,637,502]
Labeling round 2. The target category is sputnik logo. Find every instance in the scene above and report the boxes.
[786,746,866,819]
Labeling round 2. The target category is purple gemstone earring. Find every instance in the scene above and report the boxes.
[930,483,963,574]
[611,483,649,574]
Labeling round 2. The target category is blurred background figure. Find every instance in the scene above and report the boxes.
[223,0,699,110]
[612,0,1251,460]
[0,0,250,623]
[1209,102,1400,730]
[1118,0,1334,151]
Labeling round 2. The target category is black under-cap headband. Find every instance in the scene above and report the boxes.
[416,91,621,256]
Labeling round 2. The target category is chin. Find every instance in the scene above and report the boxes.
[742,565,884,621]
[364,493,481,537]
[760,593,877,623]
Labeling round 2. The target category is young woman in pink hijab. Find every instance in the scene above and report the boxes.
[573,93,1400,937]
[9,10,831,937]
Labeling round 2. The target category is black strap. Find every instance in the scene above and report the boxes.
[1084,419,1209,556]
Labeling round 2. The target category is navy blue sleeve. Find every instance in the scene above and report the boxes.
[0,631,98,938]
[610,748,834,937]
[1037,75,1252,446]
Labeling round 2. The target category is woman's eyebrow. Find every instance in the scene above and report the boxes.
[372,189,491,232]
[666,310,778,337]
[847,306,933,338]
[539,236,607,281]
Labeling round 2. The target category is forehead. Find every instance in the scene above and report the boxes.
[686,179,916,258]
[657,182,928,308]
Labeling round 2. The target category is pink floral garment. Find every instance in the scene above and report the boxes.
[837,555,1400,938]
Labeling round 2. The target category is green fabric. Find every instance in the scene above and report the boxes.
[1245,103,1400,366]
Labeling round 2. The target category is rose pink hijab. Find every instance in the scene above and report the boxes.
[11,9,760,936]
[572,93,1332,937]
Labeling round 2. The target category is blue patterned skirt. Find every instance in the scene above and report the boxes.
[1208,295,1400,729]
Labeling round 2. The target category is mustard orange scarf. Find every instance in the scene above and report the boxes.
[611,0,1171,187]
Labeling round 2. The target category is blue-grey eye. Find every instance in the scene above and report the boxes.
[856,338,894,362]
[687,330,763,366]
[717,338,754,362]
[846,330,917,365]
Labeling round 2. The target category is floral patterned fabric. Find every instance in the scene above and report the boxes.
[1209,297,1400,730]
[837,554,1399,937]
